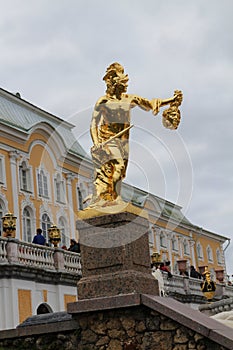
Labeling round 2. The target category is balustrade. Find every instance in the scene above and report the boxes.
[0,237,81,275]
[0,237,7,262]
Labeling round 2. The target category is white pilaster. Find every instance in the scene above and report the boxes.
[9,151,20,238]
[66,173,75,239]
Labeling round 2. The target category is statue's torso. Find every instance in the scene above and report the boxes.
[96,95,131,142]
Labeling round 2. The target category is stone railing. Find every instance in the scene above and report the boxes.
[161,271,233,301]
[0,238,7,262]
[0,237,81,276]
[199,297,233,316]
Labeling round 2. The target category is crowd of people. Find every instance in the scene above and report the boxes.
[151,261,203,280]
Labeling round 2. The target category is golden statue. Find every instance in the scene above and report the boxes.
[89,62,183,208]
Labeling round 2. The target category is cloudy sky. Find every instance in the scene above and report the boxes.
[1,1,233,273]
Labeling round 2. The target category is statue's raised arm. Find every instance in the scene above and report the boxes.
[87,62,183,208]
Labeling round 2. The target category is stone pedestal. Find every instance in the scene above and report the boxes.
[76,210,159,299]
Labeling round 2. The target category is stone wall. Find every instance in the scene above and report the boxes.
[0,294,232,350]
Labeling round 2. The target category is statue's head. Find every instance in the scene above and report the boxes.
[103,62,129,97]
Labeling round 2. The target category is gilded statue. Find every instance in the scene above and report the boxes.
[89,62,183,207]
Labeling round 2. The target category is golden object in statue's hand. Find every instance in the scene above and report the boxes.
[162,90,183,130]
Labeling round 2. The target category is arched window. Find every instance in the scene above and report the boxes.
[58,217,68,247]
[196,242,203,259]
[54,174,65,203]
[19,161,32,192]
[0,156,6,185]
[0,200,4,236]
[23,207,33,242]
[38,170,49,197]
[41,213,51,243]
[160,231,167,248]
[183,239,190,255]
[207,245,213,262]
[36,303,53,315]
[173,259,179,275]
[171,236,178,251]
[216,249,222,264]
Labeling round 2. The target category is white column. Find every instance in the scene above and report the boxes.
[189,234,196,267]
[66,173,75,239]
[9,151,20,239]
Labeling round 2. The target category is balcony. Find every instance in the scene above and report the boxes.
[0,237,82,284]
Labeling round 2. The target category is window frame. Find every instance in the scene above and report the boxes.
[22,206,33,242]
[41,213,51,243]
[19,161,32,193]
[37,168,50,199]
[54,173,66,204]
[196,242,204,260]
[207,245,213,263]
[0,155,6,186]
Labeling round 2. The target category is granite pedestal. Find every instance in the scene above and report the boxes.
[76,209,159,300]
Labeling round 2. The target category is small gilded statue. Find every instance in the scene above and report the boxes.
[201,267,216,301]
[89,62,183,207]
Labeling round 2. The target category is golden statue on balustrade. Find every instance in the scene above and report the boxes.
[89,62,183,208]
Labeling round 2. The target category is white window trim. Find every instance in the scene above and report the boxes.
[0,155,6,186]
[58,216,68,246]
[207,245,213,263]
[171,235,179,252]
[19,161,33,194]
[160,231,167,249]
[36,167,51,199]
[22,206,33,243]
[54,173,67,204]
[183,239,190,256]
[216,248,222,265]
[196,242,204,261]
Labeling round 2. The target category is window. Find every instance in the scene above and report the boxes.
[0,201,4,236]
[171,236,178,251]
[58,217,68,247]
[54,174,65,203]
[38,170,49,197]
[207,245,213,262]
[77,186,83,210]
[41,213,51,243]
[0,156,6,185]
[173,259,179,275]
[196,242,203,259]
[77,181,91,210]
[19,161,32,192]
[160,231,167,248]
[216,249,222,264]
[23,207,32,242]
[183,239,190,255]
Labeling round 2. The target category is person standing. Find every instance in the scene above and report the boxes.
[190,265,202,279]
[32,228,46,246]
[68,239,80,253]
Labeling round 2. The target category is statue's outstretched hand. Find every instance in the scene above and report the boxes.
[173,90,183,106]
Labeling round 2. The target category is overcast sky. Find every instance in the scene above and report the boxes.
[1,0,233,274]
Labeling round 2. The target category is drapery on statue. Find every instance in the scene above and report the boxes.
[89,62,183,208]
